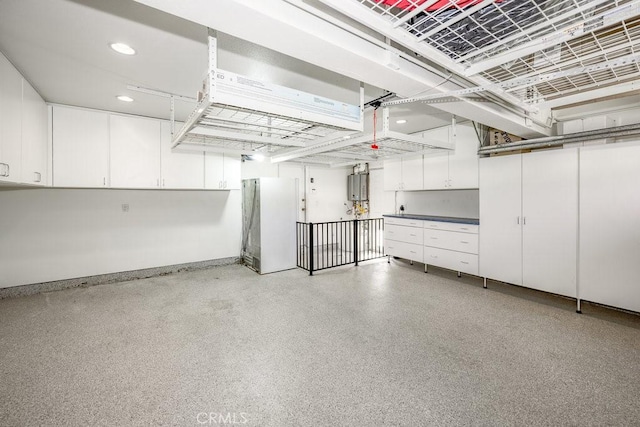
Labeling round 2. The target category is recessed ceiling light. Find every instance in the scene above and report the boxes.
[117,95,134,102]
[343,135,351,139]
[110,43,136,55]
[396,119,407,124]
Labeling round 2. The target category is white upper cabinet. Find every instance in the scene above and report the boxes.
[110,115,161,189]
[52,106,110,188]
[423,123,479,190]
[0,52,23,183]
[448,123,479,189]
[160,121,204,189]
[223,154,241,190]
[402,155,424,190]
[205,152,241,190]
[384,156,423,191]
[21,79,47,186]
[383,158,403,191]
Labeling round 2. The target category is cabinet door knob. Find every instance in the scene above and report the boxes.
[103,177,106,186]
[219,181,223,189]
[34,172,41,183]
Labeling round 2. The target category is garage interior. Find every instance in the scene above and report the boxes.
[1,0,639,425]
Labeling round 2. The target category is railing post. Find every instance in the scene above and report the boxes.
[309,222,314,276]
[353,219,359,266]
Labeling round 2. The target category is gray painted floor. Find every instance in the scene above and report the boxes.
[1,261,639,426]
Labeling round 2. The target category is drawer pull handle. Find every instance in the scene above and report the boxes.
[430,255,438,259]
[460,227,469,230]
[410,234,416,237]
[410,251,416,254]
[430,237,438,240]
[460,241,469,244]
[461,261,469,264]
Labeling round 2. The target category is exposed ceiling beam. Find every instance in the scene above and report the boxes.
[464,0,640,76]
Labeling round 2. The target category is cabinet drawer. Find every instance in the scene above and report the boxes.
[384,217,423,228]
[385,224,423,245]
[423,220,478,234]
[385,241,423,262]
[423,247,478,275]
[423,229,478,254]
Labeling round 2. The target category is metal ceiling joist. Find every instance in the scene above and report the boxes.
[464,0,640,76]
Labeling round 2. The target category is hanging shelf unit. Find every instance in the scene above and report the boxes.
[271,108,454,167]
[172,30,364,156]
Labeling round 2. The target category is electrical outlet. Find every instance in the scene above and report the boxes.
[122,203,129,212]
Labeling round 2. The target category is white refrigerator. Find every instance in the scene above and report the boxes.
[242,177,298,274]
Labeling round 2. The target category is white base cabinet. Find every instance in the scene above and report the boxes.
[384,216,479,275]
[479,148,578,298]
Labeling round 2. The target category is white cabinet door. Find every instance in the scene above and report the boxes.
[422,152,449,189]
[223,154,241,190]
[52,106,110,188]
[422,126,450,189]
[110,115,161,189]
[383,158,402,191]
[479,155,522,285]
[160,121,204,189]
[204,152,225,189]
[579,142,640,313]
[21,80,47,186]
[402,155,423,190]
[0,53,23,183]
[448,123,479,189]
[522,148,577,297]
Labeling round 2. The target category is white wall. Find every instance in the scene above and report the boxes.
[395,190,480,219]
[0,188,241,288]
[305,166,352,223]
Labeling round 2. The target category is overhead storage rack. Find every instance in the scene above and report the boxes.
[172,30,364,156]
[271,107,454,167]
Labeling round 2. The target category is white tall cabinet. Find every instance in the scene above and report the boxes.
[479,155,522,286]
[579,141,640,313]
[479,148,578,297]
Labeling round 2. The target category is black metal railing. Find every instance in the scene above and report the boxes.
[296,218,385,275]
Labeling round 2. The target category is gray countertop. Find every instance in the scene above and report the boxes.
[383,213,480,225]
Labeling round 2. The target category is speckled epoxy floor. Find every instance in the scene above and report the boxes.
[1,261,639,426]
